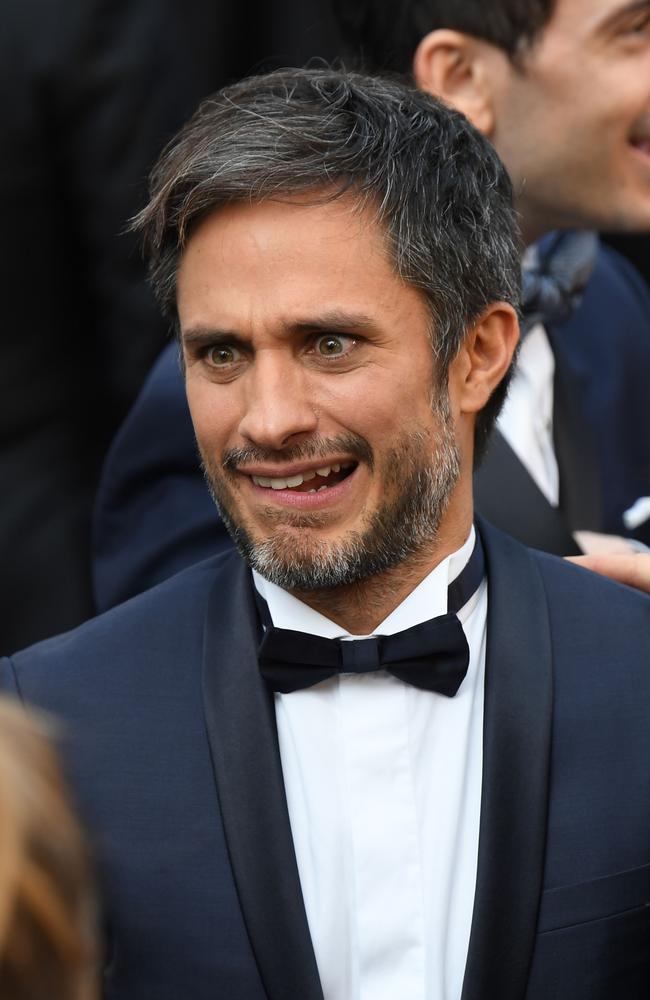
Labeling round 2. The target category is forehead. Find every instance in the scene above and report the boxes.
[176,195,430,335]
[538,0,646,43]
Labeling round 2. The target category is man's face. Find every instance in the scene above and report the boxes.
[491,0,650,240]
[177,196,465,591]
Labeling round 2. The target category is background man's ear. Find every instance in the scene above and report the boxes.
[413,29,497,137]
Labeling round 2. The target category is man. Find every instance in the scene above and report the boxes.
[335,0,650,551]
[3,68,649,999]
[92,0,650,611]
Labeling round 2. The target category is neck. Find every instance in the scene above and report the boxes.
[520,213,548,248]
[290,511,472,635]
[515,192,558,248]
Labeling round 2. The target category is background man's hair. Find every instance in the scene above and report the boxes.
[136,66,521,458]
[332,0,556,73]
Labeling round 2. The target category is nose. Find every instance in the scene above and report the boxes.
[238,350,318,450]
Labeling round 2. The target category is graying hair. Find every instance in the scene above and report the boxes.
[135,66,521,454]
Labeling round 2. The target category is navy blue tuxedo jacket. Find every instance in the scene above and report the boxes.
[92,243,650,610]
[4,520,650,999]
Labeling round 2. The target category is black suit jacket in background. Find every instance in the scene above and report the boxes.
[3,519,650,998]
[476,243,650,552]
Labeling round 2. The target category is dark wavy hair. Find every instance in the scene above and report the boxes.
[332,0,556,73]
[135,67,521,459]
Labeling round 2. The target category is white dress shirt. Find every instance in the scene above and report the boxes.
[497,321,559,506]
[253,529,487,1000]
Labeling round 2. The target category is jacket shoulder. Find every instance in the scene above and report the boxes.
[480,516,650,644]
[532,544,650,604]
[531,547,650,663]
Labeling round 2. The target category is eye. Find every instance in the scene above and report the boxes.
[620,9,650,36]
[632,11,650,31]
[313,333,356,358]
[206,344,242,367]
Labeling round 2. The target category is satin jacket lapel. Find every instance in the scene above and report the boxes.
[549,332,603,533]
[201,553,324,1000]
[461,519,553,1000]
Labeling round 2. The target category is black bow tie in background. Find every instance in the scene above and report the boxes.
[521,229,598,335]
[257,534,485,695]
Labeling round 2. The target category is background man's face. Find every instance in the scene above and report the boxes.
[177,195,465,590]
[490,0,650,239]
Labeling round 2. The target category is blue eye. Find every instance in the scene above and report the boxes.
[622,10,650,35]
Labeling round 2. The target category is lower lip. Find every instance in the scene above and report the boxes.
[246,468,358,509]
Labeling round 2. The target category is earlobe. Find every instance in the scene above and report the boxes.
[453,304,520,416]
[412,29,496,136]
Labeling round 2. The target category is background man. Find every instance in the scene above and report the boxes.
[92,0,650,611]
[335,0,650,551]
[3,68,649,999]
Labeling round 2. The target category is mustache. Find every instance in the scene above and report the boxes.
[221,433,374,472]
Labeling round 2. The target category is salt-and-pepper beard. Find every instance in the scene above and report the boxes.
[200,397,461,592]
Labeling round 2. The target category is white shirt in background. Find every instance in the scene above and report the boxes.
[497,321,559,506]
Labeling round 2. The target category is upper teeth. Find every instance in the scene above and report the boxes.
[251,462,347,490]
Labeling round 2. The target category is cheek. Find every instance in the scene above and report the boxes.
[528,65,622,141]
[321,377,418,440]
[366,387,439,447]
[186,383,239,451]
[327,351,434,411]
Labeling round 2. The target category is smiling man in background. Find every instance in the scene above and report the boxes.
[3,68,650,999]
[335,0,650,553]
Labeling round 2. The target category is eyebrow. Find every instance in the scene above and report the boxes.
[181,326,242,349]
[597,0,650,34]
[288,310,377,335]
[181,310,377,347]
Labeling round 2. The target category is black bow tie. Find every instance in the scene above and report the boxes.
[257,535,484,695]
[521,229,598,335]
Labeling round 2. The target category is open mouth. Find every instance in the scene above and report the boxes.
[250,461,356,493]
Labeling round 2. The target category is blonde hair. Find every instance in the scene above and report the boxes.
[0,700,98,1000]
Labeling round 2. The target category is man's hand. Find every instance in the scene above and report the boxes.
[567,554,650,594]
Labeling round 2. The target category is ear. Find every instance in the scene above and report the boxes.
[413,29,497,136]
[449,303,520,418]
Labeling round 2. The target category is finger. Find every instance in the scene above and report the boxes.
[567,554,650,594]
